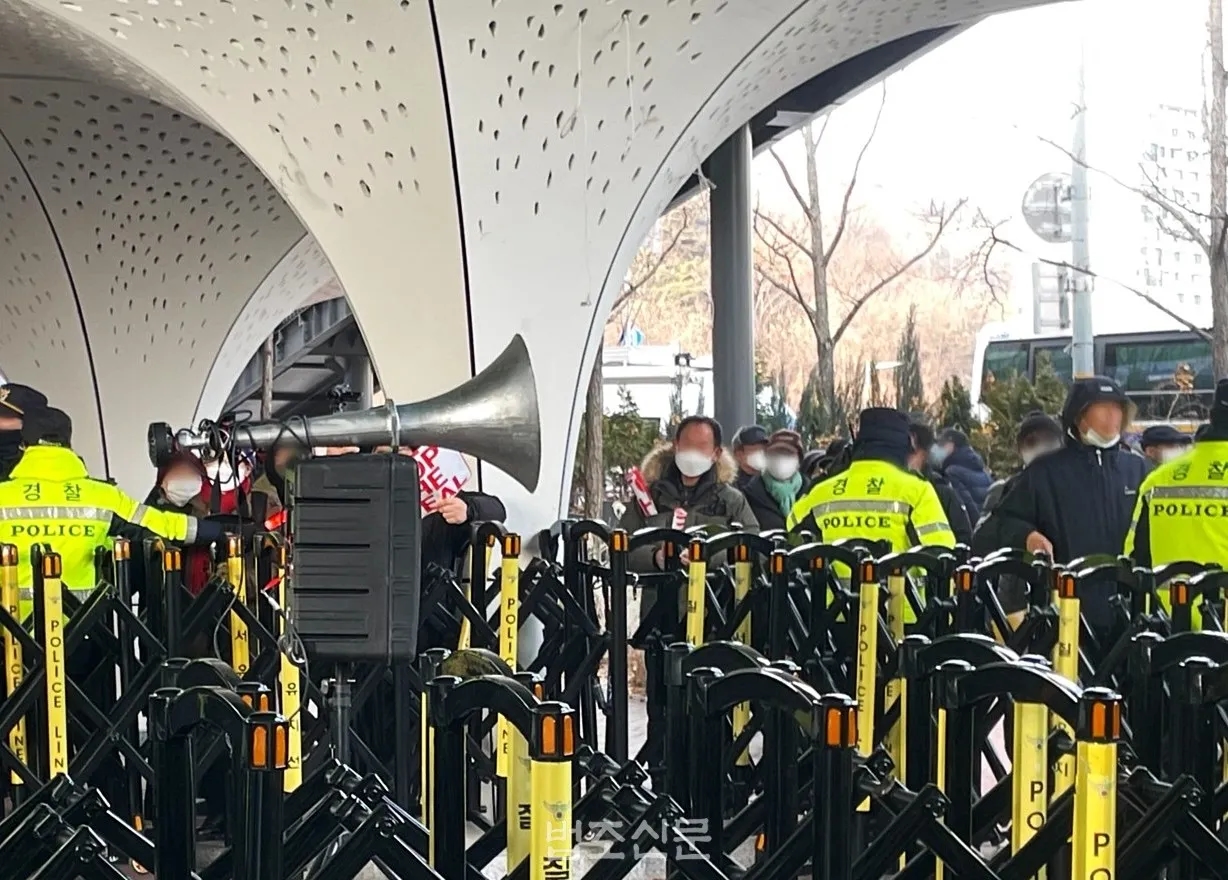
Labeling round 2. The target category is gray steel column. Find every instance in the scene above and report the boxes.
[346,356,375,409]
[709,125,756,432]
[1070,40,1094,378]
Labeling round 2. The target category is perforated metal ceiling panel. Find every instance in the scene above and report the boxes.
[1,0,1051,526]
[434,0,1050,519]
[18,0,474,412]
[0,79,303,490]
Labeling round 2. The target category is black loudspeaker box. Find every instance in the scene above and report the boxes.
[286,453,421,663]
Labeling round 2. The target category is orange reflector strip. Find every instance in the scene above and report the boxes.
[486,534,497,548]
[260,693,270,712]
[612,530,628,553]
[227,536,242,557]
[41,553,61,579]
[690,539,703,560]
[533,683,544,699]
[811,557,826,571]
[771,552,785,575]
[274,724,288,769]
[251,725,268,768]
[114,539,130,562]
[860,562,875,583]
[755,834,765,852]
[541,715,557,755]
[1059,574,1076,599]
[1173,581,1190,606]
[504,534,522,556]
[163,548,182,571]
[957,569,973,592]
[0,545,14,566]
[824,706,857,748]
[561,715,575,756]
[734,544,749,563]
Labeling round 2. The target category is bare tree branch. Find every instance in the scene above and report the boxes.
[611,206,691,316]
[768,144,812,220]
[1036,133,1211,251]
[754,204,814,260]
[831,198,967,344]
[984,221,1211,341]
[826,84,886,264]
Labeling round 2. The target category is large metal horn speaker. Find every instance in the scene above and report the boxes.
[230,335,541,491]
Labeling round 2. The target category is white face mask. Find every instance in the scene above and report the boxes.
[745,450,767,473]
[1081,428,1120,449]
[163,476,201,507]
[766,456,800,481]
[675,449,715,478]
[1160,446,1189,464]
[1020,442,1060,466]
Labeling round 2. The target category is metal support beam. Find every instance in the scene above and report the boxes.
[709,125,756,434]
[346,356,375,410]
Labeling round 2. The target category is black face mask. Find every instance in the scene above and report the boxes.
[0,430,22,470]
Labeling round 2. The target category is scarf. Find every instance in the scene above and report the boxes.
[764,472,803,516]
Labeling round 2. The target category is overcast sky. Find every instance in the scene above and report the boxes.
[756,0,1206,217]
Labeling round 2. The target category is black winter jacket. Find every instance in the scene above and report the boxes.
[742,475,800,533]
[927,468,974,546]
[973,439,1150,625]
[942,445,992,522]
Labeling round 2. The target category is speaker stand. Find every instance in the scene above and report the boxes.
[325,664,355,766]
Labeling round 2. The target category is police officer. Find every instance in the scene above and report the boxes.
[1126,379,1228,627]
[788,407,955,552]
[0,384,48,480]
[0,407,231,615]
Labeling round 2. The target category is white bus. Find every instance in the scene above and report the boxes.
[971,322,1212,431]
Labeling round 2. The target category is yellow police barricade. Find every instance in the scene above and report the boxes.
[36,551,69,781]
[685,538,707,647]
[1052,572,1080,798]
[530,705,574,880]
[1,544,27,792]
[272,542,303,792]
[508,672,544,874]
[496,533,522,780]
[1012,692,1051,875]
[1072,688,1121,880]
[227,537,250,678]
[883,564,907,786]
[854,559,879,813]
[731,543,753,767]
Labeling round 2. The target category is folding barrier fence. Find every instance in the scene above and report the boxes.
[1,522,1228,879]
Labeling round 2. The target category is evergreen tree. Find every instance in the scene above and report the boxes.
[894,305,926,413]
[936,375,977,433]
[973,353,1067,477]
[571,387,661,511]
[796,368,854,449]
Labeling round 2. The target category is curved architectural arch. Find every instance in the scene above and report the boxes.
[0,0,1056,527]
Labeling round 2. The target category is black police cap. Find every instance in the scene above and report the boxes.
[0,384,48,418]
[21,407,72,448]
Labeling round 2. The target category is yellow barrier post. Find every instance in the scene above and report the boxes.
[732,544,752,766]
[1072,688,1121,880]
[508,677,544,873]
[884,566,907,784]
[274,544,302,792]
[685,539,707,647]
[531,704,575,880]
[932,658,973,880]
[39,552,68,779]
[1011,698,1050,872]
[227,536,249,677]
[854,560,879,813]
[497,533,522,779]
[1,544,26,788]
[1052,573,1079,797]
